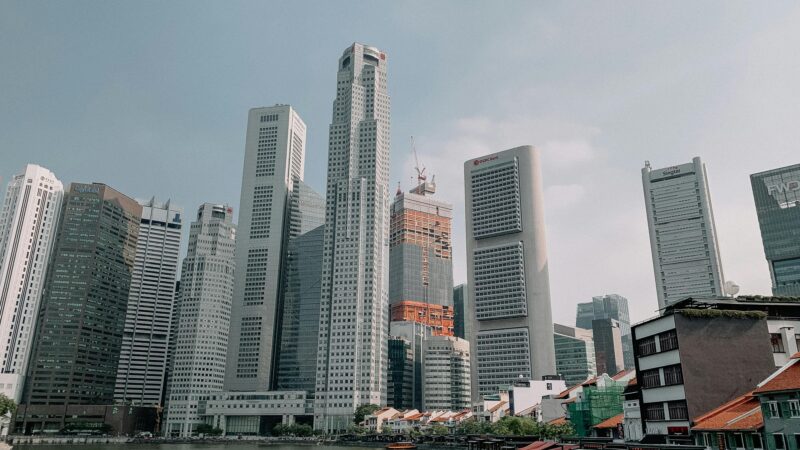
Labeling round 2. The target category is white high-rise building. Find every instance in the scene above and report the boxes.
[0,164,63,402]
[642,157,725,309]
[314,43,391,431]
[114,198,183,406]
[464,146,556,400]
[422,335,471,411]
[164,203,235,437]
[226,105,306,392]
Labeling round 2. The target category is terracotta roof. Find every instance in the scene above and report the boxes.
[594,413,623,429]
[754,358,800,394]
[547,417,567,425]
[488,401,508,413]
[519,440,557,450]
[692,392,763,431]
[556,384,583,399]
[612,369,634,381]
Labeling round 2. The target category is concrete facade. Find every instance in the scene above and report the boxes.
[0,165,63,402]
[227,105,307,392]
[164,204,236,437]
[314,43,391,431]
[422,335,471,411]
[114,199,183,407]
[464,146,556,400]
[642,157,725,309]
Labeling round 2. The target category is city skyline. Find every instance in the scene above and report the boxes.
[5,2,800,325]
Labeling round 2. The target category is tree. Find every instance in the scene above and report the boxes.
[354,404,380,424]
[0,394,16,416]
[430,424,450,436]
[195,423,222,436]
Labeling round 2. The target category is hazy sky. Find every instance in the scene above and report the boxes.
[3,1,800,325]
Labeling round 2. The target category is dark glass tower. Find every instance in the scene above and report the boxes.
[751,164,800,296]
[275,180,325,393]
[575,294,633,369]
[24,183,141,405]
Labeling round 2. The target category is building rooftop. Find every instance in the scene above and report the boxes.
[692,392,762,431]
[594,413,624,430]
[753,353,800,394]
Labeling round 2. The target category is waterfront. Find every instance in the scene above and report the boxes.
[16,444,383,450]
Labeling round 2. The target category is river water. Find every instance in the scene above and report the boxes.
[16,444,380,450]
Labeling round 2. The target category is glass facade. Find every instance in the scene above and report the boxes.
[387,337,413,410]
[274,180,325,393]
[24,183,141,405]
[554,324,596,387]
[751,164,800,296]
[575,294,634,369]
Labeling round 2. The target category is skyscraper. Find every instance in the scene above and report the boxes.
[114,199,183,407]
[389,182,454,335]
[389,320,432,411]
[274,179,325,393]
[642,157,725,309]
[227,105,307,392]
[553,324,596,387]
[164,204,235,437]
[314,43,391,431]
[453,284,473,342]
[464,146,556,400]
[23,183,141,406]
[0,165,63,402]
[422,335,471,411]
[387,337,413,410]
[751,164,800,296]
[575,294,633,369]
[591,318,624,376]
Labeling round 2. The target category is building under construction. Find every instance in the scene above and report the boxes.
[389,145,454,321]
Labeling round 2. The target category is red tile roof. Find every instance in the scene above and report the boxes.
[520,440,557,450]
[612,369,633,381]
[594,413,623,429]
[488,400,508,413]
[754,358,800,394]
[692,392,763,431]
[547,417,567,425]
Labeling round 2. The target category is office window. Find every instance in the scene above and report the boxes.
[731,433,744,450]
[645,402,665,421]
[771,334,785,353]
[663,364,684,386]
[752,433,763,450]
[768,401,781,418]
[638,336,657,356]
[773,434,786,450]
[789,400,800,418]
[641,368,661,388]
[668,400,689,421]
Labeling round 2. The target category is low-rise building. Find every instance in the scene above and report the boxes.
[364,407,400,433]
[474,391,511,423]
[633,300,777,443]
[201,391,311,436]
[622,379,644,442]
[692,391,764,450]
[509,378,567,420]
[753,353,800,450]
[668,296,800,368]
[566,371,634,437]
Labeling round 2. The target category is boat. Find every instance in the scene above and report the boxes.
[386,443,417,449]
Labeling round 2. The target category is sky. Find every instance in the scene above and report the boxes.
[3,1,800,325]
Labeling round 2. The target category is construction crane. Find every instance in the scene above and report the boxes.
[412,136,427,184]
[409,136,436,196]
